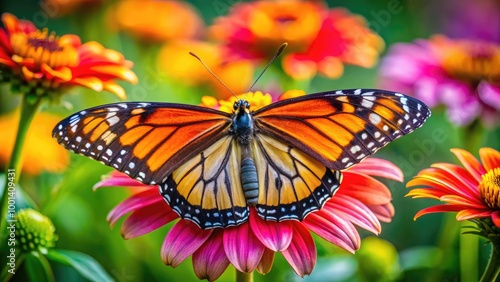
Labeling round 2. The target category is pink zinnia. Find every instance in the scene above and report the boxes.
[379,35,500,127]
[95,157,402,280]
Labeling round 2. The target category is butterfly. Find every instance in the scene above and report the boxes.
[53,89,430,229]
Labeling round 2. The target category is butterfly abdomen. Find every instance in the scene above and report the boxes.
[241,157,258,204]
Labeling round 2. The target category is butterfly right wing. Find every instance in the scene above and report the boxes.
[53,102,232,185]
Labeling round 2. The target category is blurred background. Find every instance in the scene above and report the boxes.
[1,0,499,281]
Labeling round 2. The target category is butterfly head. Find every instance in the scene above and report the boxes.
[234,99,250,112]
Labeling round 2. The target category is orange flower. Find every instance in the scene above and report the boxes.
[0,111,69,175]
[0,13,137,99]
[210,1,383,80]
[407,148,500,226]
[107,0,204,43]
[158,40,254,99]
[42,0,105,17]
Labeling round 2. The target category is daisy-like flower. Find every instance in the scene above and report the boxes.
[107,0,203,43]
[210,0,384,80]
[380,35,500,127]
[0,13,138,100]
[407,147,500,226]
[94,92,402,280]
[42,0,105,17]
[0,111,68,175]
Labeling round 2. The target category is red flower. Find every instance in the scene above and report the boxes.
[210,1,383,80]
[0,13,137,99]
[407,148,500,226]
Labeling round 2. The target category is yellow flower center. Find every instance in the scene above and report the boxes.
[441,41,500,84]
[479,167,500,210]
[10,28,78,70]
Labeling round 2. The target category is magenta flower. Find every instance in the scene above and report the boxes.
[94,158,402,280]
[379,35,500,127]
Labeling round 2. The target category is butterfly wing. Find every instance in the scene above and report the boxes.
[253,89,430,171]
[251,134,342,221]
[53,102,232,184]
[159,136,249,229]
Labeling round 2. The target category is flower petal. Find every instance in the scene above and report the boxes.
[106,189,163,227]
[478,81,500,110]
[121,201,178,239]
[250,210,292,251]
[366,203,394,223]
[93,171,154,190]
[479,148,500,172]
[338,172,392,206]
[456,209,492,221]
[303,209,359,253]
[282,223,316,277]
[348,158,404,182]
[161,220,212,267]
[414,204,464,219]
[256,248,274,275]
[450,148,485,181]
[223,221,265,273]
[326,194,381,234]
[192,231,230,281]
[491,211,500,228]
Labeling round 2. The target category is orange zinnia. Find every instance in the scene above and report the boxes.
[407,148,500,226]
[0,13,137,99]
[107,0,204,43]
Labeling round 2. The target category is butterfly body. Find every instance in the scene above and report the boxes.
[53,89,431,229]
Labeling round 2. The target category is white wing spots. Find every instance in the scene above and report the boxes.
[404,114,410,120]
[395,93,404,97]
[413,118,419,124]
[75,136,82,143]
[79,110,87,115]
[361,91,375,96]
[357,153,366,160]
[361,133,368,140]
[64,137,69,141]
[85,143,91,148]
[383,125,389,131]
[335,90,344,94]
[71,125,78,133]
[121,150,127,155]
[139,172,146,179]
[417,103,422,111]
[403,105,410,113]
[107,115,120,126]
[117,158,122,163]
[150,181,156,185]
[58,124,63,130]
[369,113,382,125]
[367,142,375,149]
[361,99,374,108]
[346,162,354,167]
[354,89,362,95]
[97,145,103,151]
[113,164,119,168]
[118,103,128,109]
[398,119,403,125]
[106,149,113,156]
[139,102,149,107]
[350,145,361,154]
[58,131,63,136]
[129,162,135,169]
[400,97,408,105]
[374,131,381,138]
[342,157,350,163]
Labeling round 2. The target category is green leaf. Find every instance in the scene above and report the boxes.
[46,249,114,282]
[25,252,55,282]
[400,246,443,271]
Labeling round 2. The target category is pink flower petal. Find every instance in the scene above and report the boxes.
[491,211,500,228]
[121,201,178,239]
[366,203,395,222]
[223,221,265,273]
[348,158,403,182]
[256,248,274,275]
[161,220,212,267]
[303,210,359,253]
[282,223,316,277]
[338,172,392,206]
[250,210,292,251]
[107,189,164,227]
[326,194,381,234]
[478,81,500,110]
[414,204,465,219]
[93,172,153,190]
[192,230,230,281]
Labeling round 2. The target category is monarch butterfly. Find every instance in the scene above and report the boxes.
[53,89,430,229]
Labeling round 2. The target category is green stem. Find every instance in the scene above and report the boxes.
[236,271,253,282]
[0,96,43,237]
[460,223,478,282]
[480,242,500,282]
[0,252,25,282]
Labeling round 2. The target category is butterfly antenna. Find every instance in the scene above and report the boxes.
[189,52,239,100]
[245,42,288,97]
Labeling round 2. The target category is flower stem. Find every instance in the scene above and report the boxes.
[460,223,478,282]
[0,96,43,236]
[236,271,253,282]
[480,240,500,282]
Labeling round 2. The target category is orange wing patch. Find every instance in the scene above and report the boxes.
[160,136,249,229]
[252,134,342,222]
[254,89,431,170]
[53,102,231,185]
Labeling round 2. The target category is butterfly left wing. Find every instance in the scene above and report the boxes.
[253,89,430,171]
[53,102,231,184]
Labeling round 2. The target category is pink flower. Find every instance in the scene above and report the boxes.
[95,158,402,280]
[379,35,500,127]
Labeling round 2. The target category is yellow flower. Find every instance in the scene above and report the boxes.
[0,111,69,175]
